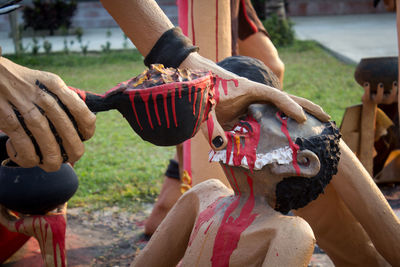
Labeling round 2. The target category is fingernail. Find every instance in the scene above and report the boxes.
[212,136,224,148]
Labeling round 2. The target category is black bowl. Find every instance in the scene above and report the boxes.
[0,132,78,215]
[0,162,78,215]
[84,72,214,146]
[354,57,398,92]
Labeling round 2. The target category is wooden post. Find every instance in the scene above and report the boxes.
[8,10,22,55]
[359,83,377,176]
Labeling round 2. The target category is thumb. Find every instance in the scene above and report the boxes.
[201,107,227,151]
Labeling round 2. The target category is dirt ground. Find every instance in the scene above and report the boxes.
[65,205,152,267]
[5,184,400,267]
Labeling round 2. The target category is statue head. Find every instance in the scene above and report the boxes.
[211,56,341,214]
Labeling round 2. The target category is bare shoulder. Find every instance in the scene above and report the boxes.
[184,179,233,208]
[261,215,315,266]
[188,179,233,197]
[275,215,315,244]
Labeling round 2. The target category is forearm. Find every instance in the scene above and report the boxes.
[333,140,400,265]
[100,0,174,57]
[181,53,304,123]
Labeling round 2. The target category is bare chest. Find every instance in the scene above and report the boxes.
[181,198,275,267]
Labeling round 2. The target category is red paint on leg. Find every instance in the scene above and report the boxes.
[43,215,67,267]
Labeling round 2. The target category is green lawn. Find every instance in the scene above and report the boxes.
[6,41,363,210]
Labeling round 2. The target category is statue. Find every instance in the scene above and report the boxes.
[133,56,340,266]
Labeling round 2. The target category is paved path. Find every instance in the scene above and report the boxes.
[1,13,398,66]
[0,27,135,55]
[292,13,397,64]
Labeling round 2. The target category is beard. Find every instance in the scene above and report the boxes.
[274,121,341,214]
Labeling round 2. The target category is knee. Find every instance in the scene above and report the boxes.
[268,58,285,86]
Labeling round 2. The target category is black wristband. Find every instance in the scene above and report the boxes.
[165,159,180,180]
[144,27,199,68]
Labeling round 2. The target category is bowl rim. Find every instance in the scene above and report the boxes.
[122,71,214,97]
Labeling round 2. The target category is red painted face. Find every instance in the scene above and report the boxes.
[210,103,327,172]
[209,115,260,172]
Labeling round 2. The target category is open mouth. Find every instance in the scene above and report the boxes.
[208,116,293,170]
[209,145,293,170]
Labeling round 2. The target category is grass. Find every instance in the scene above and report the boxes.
[4,42,363,210]
[279,41,363,124]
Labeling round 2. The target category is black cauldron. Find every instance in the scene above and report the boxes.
[0,133,78,214]
[354,57,398,92]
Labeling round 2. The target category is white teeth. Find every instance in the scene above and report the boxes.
[233,126,248,133]
[209,146,293,170]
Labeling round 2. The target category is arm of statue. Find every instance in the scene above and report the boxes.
[0,55,96,172]
[262,216,315,267]
[131,192,198,267]
[333,140,400,265]
[180,53,331,124]
[100,0,330,126]
[0,205,67,267]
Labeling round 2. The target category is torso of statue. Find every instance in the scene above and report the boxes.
[179,179,315,267]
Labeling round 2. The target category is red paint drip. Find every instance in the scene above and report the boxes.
[162,90,170,128]
[128,93,143,130]
[224,115,261,172]
[277,112,301,175]
[190,87,206,137]
[152,93,161,126]
[192,87,198,115]
[140,93,154,129]
[178,84,183,98]
[191,0,195,45]
[188,197,226,247]
[188,85,192,103]
[211,174,258,267]
[229,167,240,195]
[207,112,214,145]
[213,76,239,104]
[171,88,178,127]
[44,216,67,267]
[15,219,24,232]
[222,165,237,194]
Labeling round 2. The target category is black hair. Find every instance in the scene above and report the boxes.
[217,56,281,89]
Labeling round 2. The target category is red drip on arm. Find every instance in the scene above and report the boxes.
[213,75,238,104]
